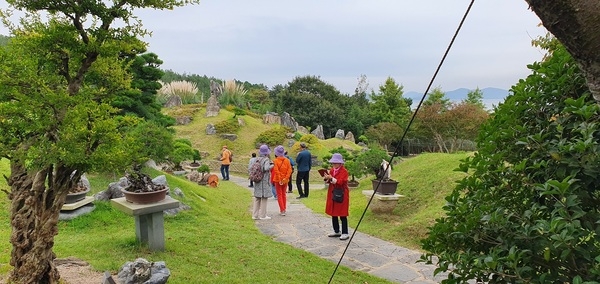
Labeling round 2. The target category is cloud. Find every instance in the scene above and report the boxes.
[1,0,547,94]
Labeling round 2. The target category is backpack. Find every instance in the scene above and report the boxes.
[228,152,233,162]
[249,158,264,182]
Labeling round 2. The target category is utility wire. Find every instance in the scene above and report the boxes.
[328,0,476,282]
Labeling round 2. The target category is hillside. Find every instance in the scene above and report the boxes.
[164,104,363,169]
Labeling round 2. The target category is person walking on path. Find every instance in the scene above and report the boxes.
[251,145,274,220]
[273,145,292,216]
[247,153,257,187]
[295,142,312,199]
[323,153,350,240]
[284,151,295,193]
[219,145,232,181]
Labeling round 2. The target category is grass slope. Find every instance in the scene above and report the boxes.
[167,105,362,182]
[303,152,471,250]
[0,161,390,283]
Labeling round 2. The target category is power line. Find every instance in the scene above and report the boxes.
[328,0,476,282]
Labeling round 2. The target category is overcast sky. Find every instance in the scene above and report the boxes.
[1,1,547,94]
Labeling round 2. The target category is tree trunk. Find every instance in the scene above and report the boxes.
[525,0,600,102]
[7,161,79,284]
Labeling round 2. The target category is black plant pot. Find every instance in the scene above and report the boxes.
[372,179,399,195]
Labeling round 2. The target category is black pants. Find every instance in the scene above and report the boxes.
[296,170,310,197]
[331,216,348,234]
[287,169,294,192]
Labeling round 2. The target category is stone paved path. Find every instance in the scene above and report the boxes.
[228,175,446,283]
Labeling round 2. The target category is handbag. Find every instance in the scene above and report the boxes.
[332,187,344,203]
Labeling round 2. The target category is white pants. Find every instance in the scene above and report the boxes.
[252,197,269,218]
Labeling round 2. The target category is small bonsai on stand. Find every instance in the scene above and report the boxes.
[124,165,166,193]
[357,147,398,195]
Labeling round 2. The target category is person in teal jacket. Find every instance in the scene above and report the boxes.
[295,142,312,198]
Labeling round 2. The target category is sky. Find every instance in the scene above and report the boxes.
[0,1,547,95]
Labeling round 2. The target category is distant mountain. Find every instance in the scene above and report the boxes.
[404,87,510,110]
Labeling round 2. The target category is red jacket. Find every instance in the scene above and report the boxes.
[325,166,349,217]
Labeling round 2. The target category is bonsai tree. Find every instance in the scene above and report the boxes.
[169,138,196,170]
[344,160,364,183]
[198,164,210,176]
[124,165,166,193]
[190,149,202,167]
[356,147,391,180]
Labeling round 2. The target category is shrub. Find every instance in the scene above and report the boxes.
[255,126,290,147]
[214,118,240,134]
[421,41,600,283]
[157,80,201,104]
[299,134,319,145]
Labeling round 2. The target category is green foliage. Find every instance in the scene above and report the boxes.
[364,122,404,150]
[255,126,289,147]
[422,42,600,283]
[355,147,390,178]
[125,120,175,164]
[0,34,9,46]
[321,147,364,181]
[214,118,241,134]
[358,135,369,143]
[299,134,320,145]
[369,77,412,127]
[112,52,175,127]
[463,87,486,110]
[274,75,351,137]
[170,138,196,169]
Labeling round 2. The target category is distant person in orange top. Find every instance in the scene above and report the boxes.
[323,153,350,240]
[219,145,232,180]
[272,145,292,216]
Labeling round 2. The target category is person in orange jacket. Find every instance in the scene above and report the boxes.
[323,153,350,240]
[272,145,292,216]
[219,145,232,180]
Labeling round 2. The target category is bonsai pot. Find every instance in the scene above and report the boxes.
[372,179,399,195]
[348,180,360,188]
[121,188,168,204]
[65,188,90,204]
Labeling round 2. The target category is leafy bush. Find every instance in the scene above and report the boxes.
[421,42,600,283]
[214,118,241,134]
[355,147,390,179]
[299,134,320,145]
[169,138,196,170]
[255,126,290,147]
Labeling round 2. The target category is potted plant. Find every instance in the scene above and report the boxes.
[344,160,362,188]
[190,149,202,167]
[357,148,398,195]
[66,177,90,204]
[121,166,168,204]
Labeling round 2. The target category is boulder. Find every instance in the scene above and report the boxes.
[163,95,182,108]
[345,131,356,143]
[263,112,281,125]
[335,129,345,139]
[297,126,309,134]
[205,95,220,117]
[280,112,298,131]
[311,125,325,140]
[206,123,216,135]
[117,258,170,284]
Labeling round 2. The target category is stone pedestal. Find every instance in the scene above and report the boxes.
[362,190,404,213]
[111,196,180,251]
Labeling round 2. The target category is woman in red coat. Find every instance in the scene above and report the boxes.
[323,153,350,240]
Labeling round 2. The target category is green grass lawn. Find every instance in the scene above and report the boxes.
[302,152,471,250]
[0,151,470,282]
[0,160,391,283]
